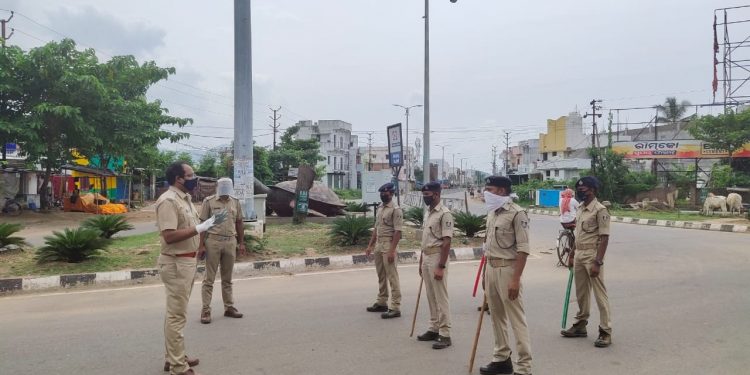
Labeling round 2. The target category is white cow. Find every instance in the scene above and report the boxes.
[726,193,743,215]
[702,193,728,215]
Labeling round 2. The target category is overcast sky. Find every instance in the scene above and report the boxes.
[3,0,749,172]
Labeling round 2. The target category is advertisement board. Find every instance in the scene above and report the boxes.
[612,141,750,159]
[387,123,403,167]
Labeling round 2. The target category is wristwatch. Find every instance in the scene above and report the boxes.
[594,259,604,266]
[438,263,446,269]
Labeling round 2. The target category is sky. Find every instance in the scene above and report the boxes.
[3,0,750,173]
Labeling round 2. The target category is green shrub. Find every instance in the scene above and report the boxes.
[345,202,369,213]
[404,206,425,226]
[329,215,373,246]
[36,228,111,263]
[334,189,362,200]
[81,215,135,239]
[453,211,487,238]
[0,223,28,248]
[243,225,268,253]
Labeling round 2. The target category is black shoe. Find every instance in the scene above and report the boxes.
[381,310,401,319]
[594,327,611,348]
[479,358,513,375]
[417,331,440,341]
[561,320,588,338]
[432,335,452,349]
[366,303,388,312]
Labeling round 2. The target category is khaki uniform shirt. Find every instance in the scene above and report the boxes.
[574,198,610,250]
[375,201,404,239]
[199,195,243,238]
[421,202,454,253]
[485,201,530,259]
[156,186,201,255]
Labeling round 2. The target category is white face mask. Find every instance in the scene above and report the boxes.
[484,191,512,212]
[217,178,234,197]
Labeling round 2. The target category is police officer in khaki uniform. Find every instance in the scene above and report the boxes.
[479,176,533,375]
[416,182,454,350]
[198,177,245,324]
[561,176,613,348]
[365,183,404,319]
[157,162,226,375]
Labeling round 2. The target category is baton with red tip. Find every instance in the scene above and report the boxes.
[472,255,486,297]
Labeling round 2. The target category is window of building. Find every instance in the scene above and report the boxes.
[333,135,336,147]
[334,157,337,169]
[328,156,331,165]
[552,151,557,157]
[542,153,548,161]
[546,170,551,177]
[554,170,559,177]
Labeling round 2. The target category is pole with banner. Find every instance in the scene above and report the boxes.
[387,123,404,206]
[293,165,315,225]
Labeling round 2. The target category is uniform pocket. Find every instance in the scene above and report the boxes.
[582,217,598,233]
[494,228,516,249]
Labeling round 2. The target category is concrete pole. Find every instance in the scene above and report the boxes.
[234,0,255,220]
[423,0,431,184]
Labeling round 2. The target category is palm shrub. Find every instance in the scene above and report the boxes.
[81,215,134,239]
[36,228,111,263]
[329,215,373,246]
[243,225,268,253]
[453,211,487,238]
[404,206,425,226]
[0,223,28,248]
[345,202,369,213]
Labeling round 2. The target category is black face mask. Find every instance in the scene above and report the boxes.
[183,177,198,191]
[423,196,435,206]
[380,194,391,203]
[576,190,588,202]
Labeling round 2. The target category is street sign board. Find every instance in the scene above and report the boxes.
[295,190,309,213]
[387,123,403,167]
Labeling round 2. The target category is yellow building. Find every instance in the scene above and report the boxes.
[540,116,569,153]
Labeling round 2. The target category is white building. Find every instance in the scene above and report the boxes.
[296,120,358,189]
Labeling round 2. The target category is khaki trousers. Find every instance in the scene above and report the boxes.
[158,254,197,375]
[202,236,237,312]
[485,263,533,375]
[421,252,451,337]
[373,238,401,311]
[573,249,612,334]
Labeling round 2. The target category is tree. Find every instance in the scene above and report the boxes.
[216,143,274,186]
[0,45,28,160]
[175,151,194,167]
[268,125,324,183]
[657,97,692,135]
[14,40,106,208]
[689,109,750,169]
[196,153,219,178]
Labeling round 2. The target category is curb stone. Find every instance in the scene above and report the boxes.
[0,247,485,294]
[527,209,750,234]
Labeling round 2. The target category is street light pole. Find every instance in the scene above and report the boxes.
[393,104,422,193]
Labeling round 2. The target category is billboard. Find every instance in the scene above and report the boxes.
[612,141,750,159]
[387,123,403,167]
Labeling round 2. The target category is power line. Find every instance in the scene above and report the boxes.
[269,106,281,150]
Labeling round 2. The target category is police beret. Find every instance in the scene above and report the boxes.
[485,176,512,189]
[421,181,442,193]
[378,183,396,193]
[576,176,601,190]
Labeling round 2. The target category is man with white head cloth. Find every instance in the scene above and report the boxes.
[198,177,246,324]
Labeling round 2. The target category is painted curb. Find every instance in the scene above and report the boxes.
[0,247,484,294]
[527,208,750,234]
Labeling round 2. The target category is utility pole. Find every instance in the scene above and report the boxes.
[491,145,497,175]
[423,0,431,185]
[1,11,14,161]
[584,99,603,173]
[269,106,281,150]
[437,145,446,180]
[366,132,373,171]
[234,0,255,220]
[504,132,511,176]
[393,104,422,193]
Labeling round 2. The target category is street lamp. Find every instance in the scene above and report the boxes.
[459,157,469,187]
[393,104,422,192]
[423,0,459,184]
[436,144,447,180]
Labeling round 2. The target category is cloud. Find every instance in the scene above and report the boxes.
[43,5,166,56]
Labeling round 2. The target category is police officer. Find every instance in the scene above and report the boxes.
[156,161,226,375]
[479,176,533,375]
[416,182,454,350]
[561,176,613,348]
[364,182,404,319]
[198,177,245,324]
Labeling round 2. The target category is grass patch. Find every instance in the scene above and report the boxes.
[334,189,362,200]
[608,209,708,222]
[0,232,161,278]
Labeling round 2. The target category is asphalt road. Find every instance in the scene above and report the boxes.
[1,211,749,375]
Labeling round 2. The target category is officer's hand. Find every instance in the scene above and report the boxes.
[590,263,601,278]
[238,242,247,256]
[567,254,574,268]
[508,279,520,301]
[387,251,396,264]
[433,267,444,281]
[212,210,229,226]
[365,246,373,257]
[198,248,207,261]
[195,217,216,234]
[418,263,423,277]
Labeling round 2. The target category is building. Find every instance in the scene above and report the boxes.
[536,112,592,181]
[295,120,358,189]
[356,146,408,187]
